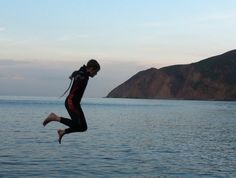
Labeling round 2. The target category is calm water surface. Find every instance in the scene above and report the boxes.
[0,96,236,178]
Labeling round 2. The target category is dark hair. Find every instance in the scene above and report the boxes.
[87,59,100,70]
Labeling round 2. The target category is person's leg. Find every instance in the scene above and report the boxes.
[42,99,75,127]
[60,106,87,133]
[57,106,87,144]
[43,99,87,143]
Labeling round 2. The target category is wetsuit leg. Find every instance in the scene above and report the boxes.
[60,100,87,134]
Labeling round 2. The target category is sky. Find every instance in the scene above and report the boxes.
[0,0,236,97]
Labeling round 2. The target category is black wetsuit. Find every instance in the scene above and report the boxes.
[60,65,89,134]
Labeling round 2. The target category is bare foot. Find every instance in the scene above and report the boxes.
[57,129,65,144]
[43,113,59,126]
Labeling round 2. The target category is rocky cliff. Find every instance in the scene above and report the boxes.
[107,50,236,100]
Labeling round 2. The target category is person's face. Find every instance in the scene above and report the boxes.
[88,68,99,78]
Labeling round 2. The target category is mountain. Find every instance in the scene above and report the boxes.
[107,50,236,101]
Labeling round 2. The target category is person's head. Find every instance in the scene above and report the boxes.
[86,59,100,77]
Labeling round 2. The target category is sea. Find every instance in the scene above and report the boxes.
[0,96,235,178]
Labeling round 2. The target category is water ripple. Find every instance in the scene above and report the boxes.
[0,97,236,177]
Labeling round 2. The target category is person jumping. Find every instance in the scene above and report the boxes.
[43,59,100,144]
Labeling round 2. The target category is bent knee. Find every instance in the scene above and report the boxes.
[81,125,87,132]
[74,125,87,132]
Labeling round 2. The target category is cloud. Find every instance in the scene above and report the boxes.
[0,59,32,66]
[0,60,29,80]
[0,58,149,97]
[12,75,25,80]
[58,34,90,41]
[0,58,168,97]
[142,22,163,28]
[0,27,5,32]
[197,12,236,24]
[208,13,236,21]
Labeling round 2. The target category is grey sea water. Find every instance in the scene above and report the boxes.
[0,96,236,178]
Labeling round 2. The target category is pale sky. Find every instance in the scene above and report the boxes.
[0,0,236,97]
